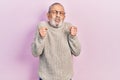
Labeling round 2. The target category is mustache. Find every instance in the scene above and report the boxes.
[55,17,60,20]
[55,16,61,19]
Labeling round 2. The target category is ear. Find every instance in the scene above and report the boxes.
[63,15,66,19]
[62,12,66,20]
[47,13,50,20]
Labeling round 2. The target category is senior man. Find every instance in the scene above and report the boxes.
[32,2,81,80]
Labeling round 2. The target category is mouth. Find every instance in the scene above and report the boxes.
[55,18,60,23]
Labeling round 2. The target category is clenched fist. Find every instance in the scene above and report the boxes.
[39,27,48,38]
[70,26,77,36]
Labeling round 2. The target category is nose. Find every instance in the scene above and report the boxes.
[56,12,60,17]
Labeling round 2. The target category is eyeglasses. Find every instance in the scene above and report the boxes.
[49,10,65,16]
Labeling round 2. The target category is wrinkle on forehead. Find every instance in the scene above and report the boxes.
[50,5,65,12]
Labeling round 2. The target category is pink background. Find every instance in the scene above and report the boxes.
[0,0,120,80]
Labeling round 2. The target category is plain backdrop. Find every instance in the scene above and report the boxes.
[0,0,120,80]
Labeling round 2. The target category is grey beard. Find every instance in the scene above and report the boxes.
[49,19,63,28]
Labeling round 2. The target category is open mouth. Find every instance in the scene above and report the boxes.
[55,18,60,23]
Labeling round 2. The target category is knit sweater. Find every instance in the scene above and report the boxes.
[32,21,81,80]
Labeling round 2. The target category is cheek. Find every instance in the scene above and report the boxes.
[49,15,56,20]
[52,15,56,19]
[61,16,65,20]
[48,14,53,19]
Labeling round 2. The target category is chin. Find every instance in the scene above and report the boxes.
[55,22,60,25]
[49,19,63,27]
[56,23,59,26]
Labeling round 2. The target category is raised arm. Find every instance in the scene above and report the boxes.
[68,26,81,56]
[31,22,47,57]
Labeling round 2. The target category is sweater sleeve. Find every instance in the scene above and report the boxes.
[66,22,81,56]
[68,35,81,56]
[31,22,46,57]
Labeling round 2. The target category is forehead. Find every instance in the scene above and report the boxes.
[50,5,64,11]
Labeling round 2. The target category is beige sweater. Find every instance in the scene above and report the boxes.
[32,21,81,80]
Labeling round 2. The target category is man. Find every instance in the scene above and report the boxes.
[32,2,81,80]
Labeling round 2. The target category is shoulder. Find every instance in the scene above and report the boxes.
[63,22,73,27]
[63,22,73,29]
[37,21,48,28]
[63,22,73,33]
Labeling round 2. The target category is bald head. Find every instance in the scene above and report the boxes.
[48,3,65,13]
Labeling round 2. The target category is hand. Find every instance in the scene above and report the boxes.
[70,26,77,36]
[39,27,48,38]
